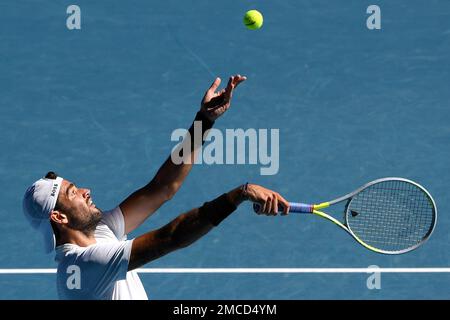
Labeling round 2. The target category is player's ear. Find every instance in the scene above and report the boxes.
[50,210,68,225]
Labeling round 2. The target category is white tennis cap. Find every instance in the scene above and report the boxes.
[22,176,63,254]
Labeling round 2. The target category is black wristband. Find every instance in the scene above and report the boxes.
[199,193,237,226]
[194,111,215,131]
[240,182,250,200]
[185,112,215,149]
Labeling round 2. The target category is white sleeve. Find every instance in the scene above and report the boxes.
[100,206,126,239]
[77,240,133,298]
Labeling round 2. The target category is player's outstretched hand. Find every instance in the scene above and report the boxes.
[200,75,247,122]
[245,184,290,216]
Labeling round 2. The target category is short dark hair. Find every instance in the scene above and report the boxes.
[45,171,58,179]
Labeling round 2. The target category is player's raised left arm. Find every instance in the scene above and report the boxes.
[120,75,246,234]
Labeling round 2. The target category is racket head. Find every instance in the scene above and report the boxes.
[344,177,437,254]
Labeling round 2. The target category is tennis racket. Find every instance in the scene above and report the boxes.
[253,177,437,254]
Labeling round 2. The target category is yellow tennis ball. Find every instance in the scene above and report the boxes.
[243,10,263,30]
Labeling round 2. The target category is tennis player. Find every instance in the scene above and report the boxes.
[22,75,290,300]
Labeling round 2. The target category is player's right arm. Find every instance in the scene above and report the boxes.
[128,184,289,270]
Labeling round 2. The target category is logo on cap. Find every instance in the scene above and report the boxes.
[51,183,59,197]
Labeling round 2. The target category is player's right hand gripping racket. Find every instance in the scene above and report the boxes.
[253,177,437,254]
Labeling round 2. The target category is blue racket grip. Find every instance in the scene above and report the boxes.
[253,202,313,214]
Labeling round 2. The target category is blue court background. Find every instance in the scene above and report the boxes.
[1,0,449,299]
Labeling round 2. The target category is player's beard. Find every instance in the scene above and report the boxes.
[68,206,103,235]
[83,207,103,234]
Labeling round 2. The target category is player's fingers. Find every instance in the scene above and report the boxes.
[254,202,263,215]
[264,194,272,215]
[272,196,279,216]
[268,195,277,216]
[276,193,290,215]
[233,75,247,88]
[267,198,274,215]
[256,195,267,214]
[223,77,234,102]
[263,196,272,215]
[207,77,221,93]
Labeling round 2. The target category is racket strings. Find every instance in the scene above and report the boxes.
[346,180,435,252]
[350,188,432,248]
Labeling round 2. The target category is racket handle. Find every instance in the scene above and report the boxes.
[253,202,313,214]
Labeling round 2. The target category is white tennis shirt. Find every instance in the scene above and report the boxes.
[55,207,148,300]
